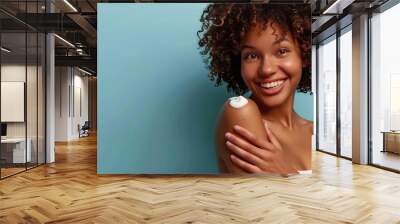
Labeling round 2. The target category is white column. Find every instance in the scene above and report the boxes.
[352,14,369,164]
[46,33,55,163]
[46,1,55,163]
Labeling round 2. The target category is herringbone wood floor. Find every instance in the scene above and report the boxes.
[1,134,400,224]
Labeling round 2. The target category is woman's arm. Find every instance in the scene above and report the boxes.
[215,96,267,174]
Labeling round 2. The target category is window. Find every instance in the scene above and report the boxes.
[317,35,337,154]
[339,26,352,158]
[370,2,400,171]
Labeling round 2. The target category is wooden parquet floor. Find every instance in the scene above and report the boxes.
[1,134,400,223]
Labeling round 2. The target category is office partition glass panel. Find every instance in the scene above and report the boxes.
[38,32,45,165]
[371,3,400,171]
[1,31,28,178]
[0,1,46,179]
[27,31,38,169]
[25,0,40,170]
[317,35,337,154]
[339,26,352,158]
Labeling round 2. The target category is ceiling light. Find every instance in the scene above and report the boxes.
[1,47,11,53]
[78,67,93,76]
[54,34,75,48]
[322,0,355,15]
[63,0,78,12]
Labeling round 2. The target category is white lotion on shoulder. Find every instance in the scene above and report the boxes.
[298,170,312,175]
[229,96,248,108]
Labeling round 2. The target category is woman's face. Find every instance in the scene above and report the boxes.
[240,22,302,108]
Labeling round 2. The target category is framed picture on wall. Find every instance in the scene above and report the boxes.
[1,81,25,122]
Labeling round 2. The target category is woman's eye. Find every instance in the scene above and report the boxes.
[243,52,259,61]
[277,48,289,56]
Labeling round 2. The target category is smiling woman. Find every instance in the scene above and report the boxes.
[198,3,312,174]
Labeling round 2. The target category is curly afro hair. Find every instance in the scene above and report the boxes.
[197,3,311,95]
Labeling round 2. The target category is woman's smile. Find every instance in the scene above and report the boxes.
[259,78,288,96]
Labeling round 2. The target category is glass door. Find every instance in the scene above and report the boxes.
[0,0,47,179]
[317,34,337,155]
[339,25,352,159]
[1,30,28,178]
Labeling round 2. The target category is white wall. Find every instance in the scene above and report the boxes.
[72,73,89,138]
[55,66,69,141]
[55,67,89,141]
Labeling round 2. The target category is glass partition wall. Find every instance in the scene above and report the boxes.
[339,26,352,159]
[0,30,27,177]
[317,34,337,155]
[316,25,353,159]
[0,1,46,179]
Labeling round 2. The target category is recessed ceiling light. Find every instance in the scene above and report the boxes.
[1,47,11,53]
[63,0,78,12]
[78,67,93,76]
[54,34,75,48]
[323,0,355,15]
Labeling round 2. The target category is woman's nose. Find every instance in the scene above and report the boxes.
[259,56,277,77]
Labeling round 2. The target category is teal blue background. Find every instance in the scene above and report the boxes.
[97,3,313,174]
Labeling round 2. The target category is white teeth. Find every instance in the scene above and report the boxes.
[261,80,284,89]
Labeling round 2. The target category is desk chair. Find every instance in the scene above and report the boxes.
[78,121,90,138]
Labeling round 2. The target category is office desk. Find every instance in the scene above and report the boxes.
[1,138,32,163]
[381,131,400,154]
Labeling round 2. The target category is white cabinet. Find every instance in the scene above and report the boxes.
[1,138,32,163]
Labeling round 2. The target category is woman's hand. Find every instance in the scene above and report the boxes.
[224,121,298,175]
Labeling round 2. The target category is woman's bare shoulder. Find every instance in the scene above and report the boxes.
[215,96,266,174]
[297,116,314,134]
[216,96,257,173]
